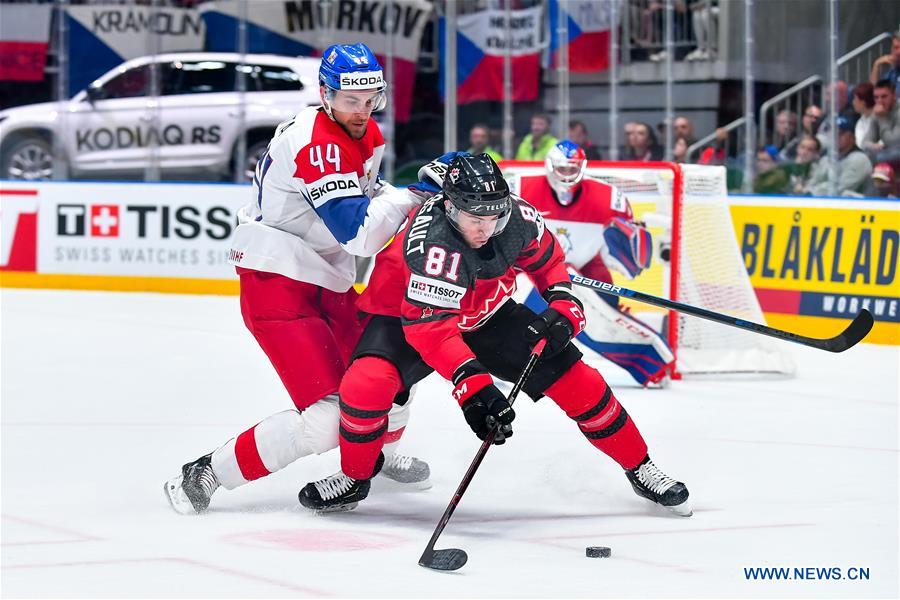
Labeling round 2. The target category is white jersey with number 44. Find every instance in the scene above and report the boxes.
[228,106,419,292]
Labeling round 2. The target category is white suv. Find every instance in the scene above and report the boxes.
[0,52,321,181]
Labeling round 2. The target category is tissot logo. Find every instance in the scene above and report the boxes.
[55,203,233,240]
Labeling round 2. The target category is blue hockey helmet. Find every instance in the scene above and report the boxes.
[319,43,387,115]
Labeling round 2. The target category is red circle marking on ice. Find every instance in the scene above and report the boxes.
[222,529,407,552]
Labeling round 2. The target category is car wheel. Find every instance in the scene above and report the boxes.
[2,137,54,180]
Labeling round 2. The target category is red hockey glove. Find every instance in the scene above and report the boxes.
[525,283,586,358]
[452,360,514,444]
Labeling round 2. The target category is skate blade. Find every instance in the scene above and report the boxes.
[314,501,359,515]
[664,500,693,517]
[163,475,198,515]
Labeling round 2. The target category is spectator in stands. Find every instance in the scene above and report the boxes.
[862,79,900,164]
[673,116,696,146]
[753,145,789,194]
[782,104,822,160]
[772,109,798,152]
[672,136,689,163]
[869,32,900,96]
[468,123,502,162]
[790,135,824,195]
[516,113,558,160]
[625,122,665,161]
[872,162,898,197]
[697,127,727,165]
[808,117,873,196]
[852,83,876,149]
[685,0,718,61]
[568,120,602,159]
[817,81,858,153]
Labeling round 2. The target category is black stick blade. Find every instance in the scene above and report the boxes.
[419,548,468,571]
[822,309,874,352]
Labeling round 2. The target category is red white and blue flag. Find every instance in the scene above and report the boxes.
[0,5,52,82]
[439,5,542,104]
[548,0,618,73]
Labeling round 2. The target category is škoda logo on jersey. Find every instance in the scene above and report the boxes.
[339,71,384,90]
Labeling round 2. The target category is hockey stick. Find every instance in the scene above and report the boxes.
[418,338,547,572]
[570,274,873,353]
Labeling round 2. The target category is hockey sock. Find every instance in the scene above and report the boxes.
[339,357,402,479]
[544,361,648,470]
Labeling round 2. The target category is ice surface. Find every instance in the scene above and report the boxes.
[1,289,897,598]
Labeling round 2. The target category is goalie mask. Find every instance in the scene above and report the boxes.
[545,140,587,206]
[319,43,387,118]
[443,153,512,238]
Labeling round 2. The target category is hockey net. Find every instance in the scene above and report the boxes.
[501,160,795,378]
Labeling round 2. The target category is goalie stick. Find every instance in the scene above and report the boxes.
[418,339,547,572]
[570,274,873,353]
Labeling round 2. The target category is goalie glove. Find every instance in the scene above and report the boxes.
[407,151,471,198]
[601,217,653,279]
[524,283,586,358]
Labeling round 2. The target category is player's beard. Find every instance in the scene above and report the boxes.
[335,114,369,140]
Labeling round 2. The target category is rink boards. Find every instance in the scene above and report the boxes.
[1,179,897,345]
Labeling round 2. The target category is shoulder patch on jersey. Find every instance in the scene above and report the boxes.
[407,273,467,308]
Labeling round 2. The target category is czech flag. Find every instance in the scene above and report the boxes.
[548,0,616,73]
[439,5,542,104]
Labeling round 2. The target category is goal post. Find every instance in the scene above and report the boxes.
[500,160,795,379]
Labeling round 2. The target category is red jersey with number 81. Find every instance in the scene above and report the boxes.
[357,192,570,380]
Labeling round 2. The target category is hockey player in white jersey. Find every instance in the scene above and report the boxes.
[165,43,440,515]
[510,140,675,386]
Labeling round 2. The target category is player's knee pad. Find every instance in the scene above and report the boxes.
[339,356,402,413]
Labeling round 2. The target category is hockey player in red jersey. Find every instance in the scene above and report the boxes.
[297,153,691,516]
[165,44,438,515]
[509,140,675,386]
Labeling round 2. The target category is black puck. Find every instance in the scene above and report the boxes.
[585,546,611,558]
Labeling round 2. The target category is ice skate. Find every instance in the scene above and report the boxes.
[626,456,692,516]
[298,472,371,514]
[379,452,432,490]
[164,453,219,515]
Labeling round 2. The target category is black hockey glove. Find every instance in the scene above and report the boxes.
[525,283,586,358]
[452,360,515,444]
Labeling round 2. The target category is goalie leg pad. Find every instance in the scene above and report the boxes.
[212,398,342,489]
[545,361,649,470]
[570,282,674,386]
[339,357,402,480]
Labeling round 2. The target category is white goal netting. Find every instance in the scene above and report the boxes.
[501,161,795,377]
